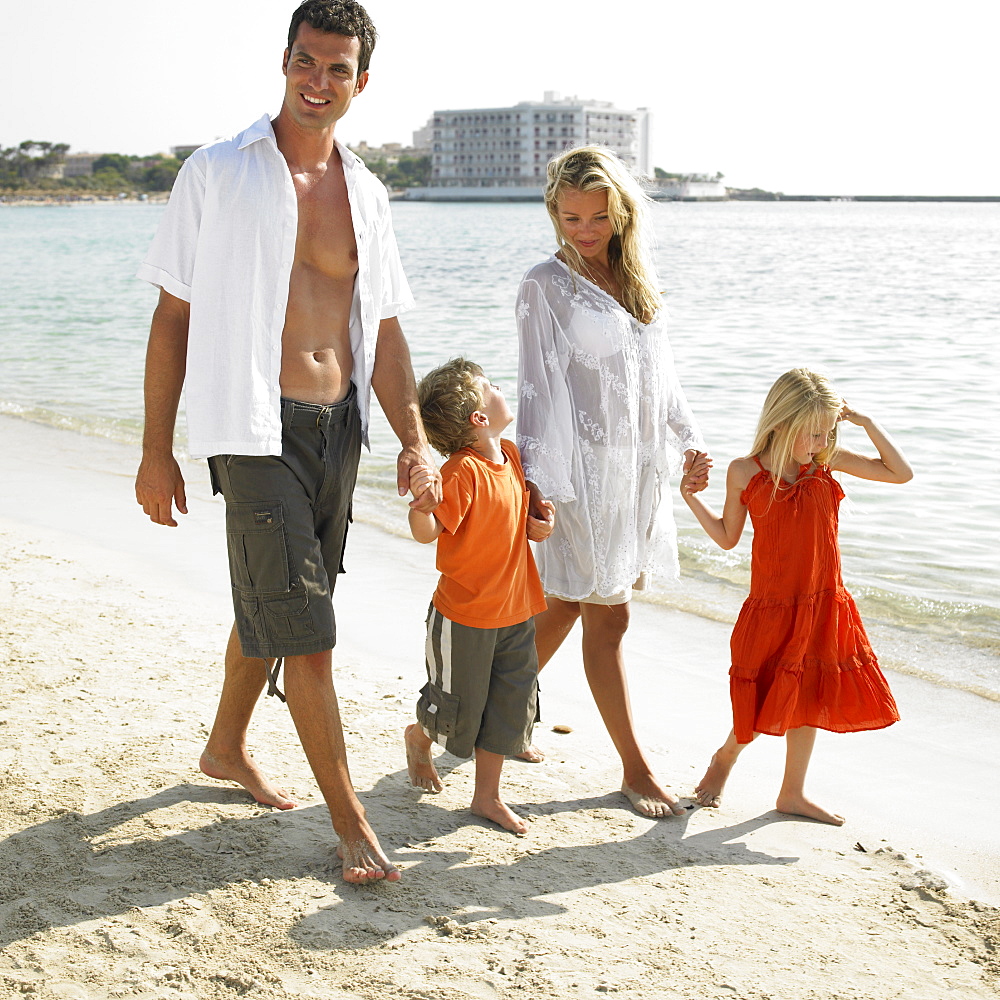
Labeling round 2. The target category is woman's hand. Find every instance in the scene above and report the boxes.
[681,449,712,494]
[527,499,556,542]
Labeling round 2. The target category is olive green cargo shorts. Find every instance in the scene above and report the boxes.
[208,389,361,672]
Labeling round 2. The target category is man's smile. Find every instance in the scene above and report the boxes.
[302,94,331,105]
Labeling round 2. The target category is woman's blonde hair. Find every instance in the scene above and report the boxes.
[544,145,661,325]
[750,369,843,489]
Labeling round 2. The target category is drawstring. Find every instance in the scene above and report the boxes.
[265,657,286,702]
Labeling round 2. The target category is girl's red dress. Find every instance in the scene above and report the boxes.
[730,458,900,744]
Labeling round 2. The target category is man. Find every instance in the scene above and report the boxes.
[134,0,440,884]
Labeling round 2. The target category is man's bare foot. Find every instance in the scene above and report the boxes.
[513,744,545,763]
[404,724,442,793]
[621,775,686,818]
[336,829,401,883]
[775,792,845,826]
[695,751,736,808]
[199,748,297,809]
[471,795,529,835]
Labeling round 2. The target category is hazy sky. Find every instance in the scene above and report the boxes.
[2,0,995,195]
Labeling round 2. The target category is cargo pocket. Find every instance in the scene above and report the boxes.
[225,500,291,593]
[262,592,315,641]
[415,681,461,738]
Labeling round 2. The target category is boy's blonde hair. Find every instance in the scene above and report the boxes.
[544,144,661,326]
[418,357,486,457]
[750,368,843,488]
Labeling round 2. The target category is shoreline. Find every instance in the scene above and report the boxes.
[1,414,998,997]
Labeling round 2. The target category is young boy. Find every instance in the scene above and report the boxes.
[404,358,554,834]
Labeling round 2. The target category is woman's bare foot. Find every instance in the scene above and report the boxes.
[336,829,402,883]
[471,795,529,835]
[775,792,845,826]
[404,724,442,792]
[621,774,686,818]
[695,751,737,807]
[513,744,545,763]
[199,748,297,809]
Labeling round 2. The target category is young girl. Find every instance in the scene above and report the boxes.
[680,368,912,825]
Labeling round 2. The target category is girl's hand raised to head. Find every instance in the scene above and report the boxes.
[838,402,871,427]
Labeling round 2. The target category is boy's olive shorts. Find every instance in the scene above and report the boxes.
[416,604,538,760]
[208,389,361,666]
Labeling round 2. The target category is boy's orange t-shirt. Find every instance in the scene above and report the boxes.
[431,439,546,629]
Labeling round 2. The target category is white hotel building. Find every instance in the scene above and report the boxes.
[409,93,651,198]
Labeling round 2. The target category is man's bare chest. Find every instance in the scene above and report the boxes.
[292,175,358,281]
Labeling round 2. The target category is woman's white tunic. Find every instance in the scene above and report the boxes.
[516,257,704,599]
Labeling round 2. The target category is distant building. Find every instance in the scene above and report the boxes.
[416,92,651,196]
[350,141,426,165]
[62,153,103,178]
[170,144,203,161]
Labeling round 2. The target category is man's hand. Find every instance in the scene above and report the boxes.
[527,499,555,542]
[135,453,188,526]
[398,447,442,512]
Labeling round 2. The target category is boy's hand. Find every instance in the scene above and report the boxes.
[681,451,712,496]
[407,463,440,509]
[527,499,555,542]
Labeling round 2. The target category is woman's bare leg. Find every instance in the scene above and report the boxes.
[514,598,581,762]
[579,602,685,817]
[775,726,845,825]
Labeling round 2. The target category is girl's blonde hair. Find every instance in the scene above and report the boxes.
[544,145,661,325]
[750,369,843,489]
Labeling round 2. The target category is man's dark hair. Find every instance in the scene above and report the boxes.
[287,0,377,75]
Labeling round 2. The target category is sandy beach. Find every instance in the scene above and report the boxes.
[1,413,998,1000]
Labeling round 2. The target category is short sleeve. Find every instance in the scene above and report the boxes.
[433,459,475,536]
[135,153,207,302]
[515,274,577,503]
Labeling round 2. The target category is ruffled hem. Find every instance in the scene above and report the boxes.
[730,660,900,744]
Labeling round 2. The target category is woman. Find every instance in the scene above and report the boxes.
[516,145,707,817]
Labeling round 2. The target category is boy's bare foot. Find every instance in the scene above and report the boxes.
[336,828,402,883]
[471,795,529,835]
[775,792,845,826]
[621,776,686,818]
[404,724,443,792]
[199,749,297,809]
[695,751,736,807]
[513,744,545,763]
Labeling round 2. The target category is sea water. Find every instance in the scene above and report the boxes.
[1,200,997,698]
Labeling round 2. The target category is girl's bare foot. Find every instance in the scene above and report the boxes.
[621,774,686,818]
[695,751,737,808]
[404,724,443,792]
[513,744,545,763]
[199,749,297,809]
[775,792,845,826]
[337,831,402,883]
[471,795,529,835]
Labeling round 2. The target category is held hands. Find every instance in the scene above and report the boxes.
[399,448,442,512]
[681,449,712,495]
[527,499,555,542]
[406,461,442,512]
[135,453,187,527]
